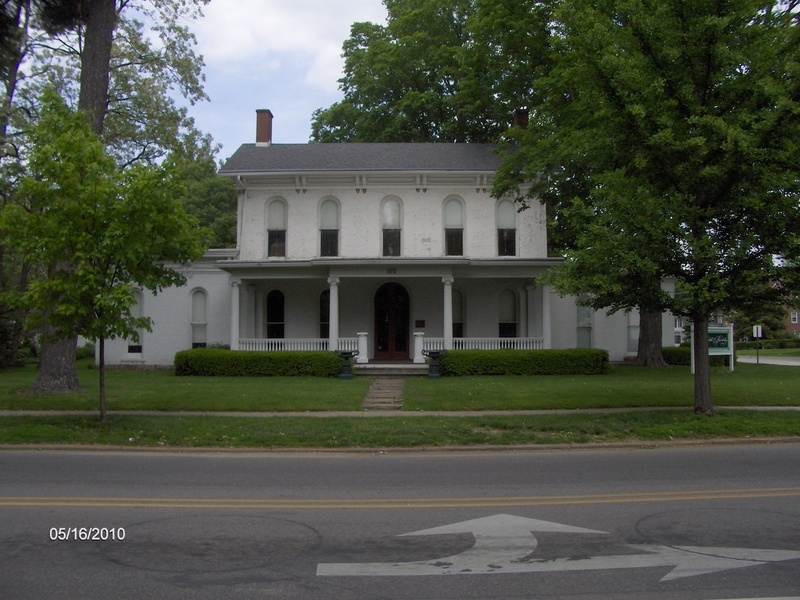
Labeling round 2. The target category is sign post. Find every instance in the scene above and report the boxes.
[691,325,735,373]
[753,325,763,364]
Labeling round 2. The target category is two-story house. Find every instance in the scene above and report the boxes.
[102,110,675,367]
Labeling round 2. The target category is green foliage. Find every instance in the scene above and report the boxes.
[174,349,342,378]
[661,347,729,367]
[311,0,552,142]
[0,92,209,344]
[438,349,610,376]
[736,338,800,350]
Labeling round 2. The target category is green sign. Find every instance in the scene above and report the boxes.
[707,327,733,356]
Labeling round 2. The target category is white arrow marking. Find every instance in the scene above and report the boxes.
[316,514,800,579]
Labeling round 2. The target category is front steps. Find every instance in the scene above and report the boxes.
[356,363,427,410]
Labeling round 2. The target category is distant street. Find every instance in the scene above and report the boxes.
[1,443,798,600]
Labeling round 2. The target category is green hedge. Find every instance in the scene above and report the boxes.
[735,338,800,350]
[437,349,610,376]
[662,346,729,366]
[174,349,342,377]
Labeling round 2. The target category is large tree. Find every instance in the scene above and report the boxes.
[3,92,208,420]
[494,0,800,414]
[0,0,209,390]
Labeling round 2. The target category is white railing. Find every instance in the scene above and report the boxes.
[423,337,545,351]
[239,338,358,352]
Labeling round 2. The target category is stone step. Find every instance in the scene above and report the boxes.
[354,363,428,377]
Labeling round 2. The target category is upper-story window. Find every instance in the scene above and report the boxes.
[444,197,464,256]
[497,199,516,256]
[267,198,287,257]
[191,289,207,348]
[381,197,402,257]
[320,198,339,257]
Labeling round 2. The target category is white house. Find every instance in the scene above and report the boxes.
[103,109,675,367]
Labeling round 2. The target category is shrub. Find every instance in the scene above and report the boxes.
[662,346,730,367]
[174,349,342,377]
[437,349,610,376]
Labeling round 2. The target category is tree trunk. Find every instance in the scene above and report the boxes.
[78,0,117,134]
[33,336,79,393]
[692,316,714,416]
[634,308,668,367]
[35,0,117,392]
[99,336,106,422]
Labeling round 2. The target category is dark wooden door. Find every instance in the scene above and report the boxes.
[374,283,410,360]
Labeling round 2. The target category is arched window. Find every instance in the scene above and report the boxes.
[191,289,207,348]
[127,290,144,354]
[381,197,402,256]
[452,289,464,338]
[444,197,464,256]
[267,199,287,257]
[266,290,285,338]
[498,289,517,338]
[320,198,339,257]
[497,199,516,256]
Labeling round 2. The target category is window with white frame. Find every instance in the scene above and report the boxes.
[320,199,339,257]
[577,303,593,348]
[381,197,402,256]
[497,199,516,256]
[498,289,517,338]
[191,289,207,348]
[127,290,144,354]
[792,311,798,324]
[267,198,287,257]
[444,197,464,256]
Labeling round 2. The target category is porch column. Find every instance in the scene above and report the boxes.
[442,276,453,350]
[526,283,537,338]
[230,280,240,350]
[328,276,339,350]
[543,285,552,349]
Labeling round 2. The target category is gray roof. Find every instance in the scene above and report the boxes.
[219,143,503,174]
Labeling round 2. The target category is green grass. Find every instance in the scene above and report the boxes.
[0,410,797,448]
[404,363,800,410]
[737,347,800,357]
[0,362,370,412]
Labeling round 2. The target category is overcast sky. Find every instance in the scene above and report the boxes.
[185,0,388,162]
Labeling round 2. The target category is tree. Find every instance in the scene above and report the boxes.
[2,92,208,420]
[494,0,800,414]
[1,0,209,392]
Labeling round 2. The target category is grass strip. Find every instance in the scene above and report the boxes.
[0,410,797,448]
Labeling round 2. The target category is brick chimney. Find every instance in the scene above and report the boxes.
[256,109,273,146]
[512,108,529,130]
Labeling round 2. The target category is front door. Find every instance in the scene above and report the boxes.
[374,282,410,360]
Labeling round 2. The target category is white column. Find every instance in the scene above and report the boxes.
[413,332,426,364]
[230,280,240,351]
[543,285,552,349]
[442,276,453,350]
[526,283,537,338]
[356,332,369,363]
[328,276,339,351]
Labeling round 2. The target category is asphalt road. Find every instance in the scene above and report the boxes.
[1,443,798,600]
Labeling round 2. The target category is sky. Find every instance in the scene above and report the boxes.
[184,0,389,162]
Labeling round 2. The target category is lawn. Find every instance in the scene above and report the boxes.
[737,347,800,358]
[403,363,800,410]
[0,362,370,412]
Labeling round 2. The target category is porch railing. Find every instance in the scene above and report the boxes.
[239,338,358,352]
[422,337,545,351]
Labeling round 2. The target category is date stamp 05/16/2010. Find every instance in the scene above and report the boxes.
[49,527,126,542]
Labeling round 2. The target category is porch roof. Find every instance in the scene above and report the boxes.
[215,257,563,279]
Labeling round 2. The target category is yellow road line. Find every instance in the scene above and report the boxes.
[0,488,798,510]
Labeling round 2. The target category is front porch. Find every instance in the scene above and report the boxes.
[238,333,545,364]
